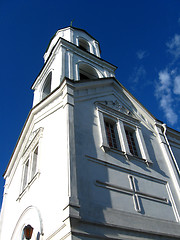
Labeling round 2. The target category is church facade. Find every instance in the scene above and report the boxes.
[0,27,180,240]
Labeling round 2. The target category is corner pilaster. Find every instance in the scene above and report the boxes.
[62,80,80,215]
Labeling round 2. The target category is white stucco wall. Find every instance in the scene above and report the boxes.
[73,79,180,237]
[0,86,72,239]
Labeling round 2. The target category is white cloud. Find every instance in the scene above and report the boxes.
[155,68,178,125]
[174,75,180,95]
[136,50,147,60]
[158,69,171,90]
[166,34,180,59]
[155,22,180,126]
[159,93,178,125]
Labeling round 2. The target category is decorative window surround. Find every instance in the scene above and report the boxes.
[96,101,152,165]
[18,128,44,199]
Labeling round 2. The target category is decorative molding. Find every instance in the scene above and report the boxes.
[46,224,66,240]
[69,207,180,239]
[95,177,169,214]
[96,100,136,118]
[23,127,44,161]
[87,155,179,221]
[86,155,166,184]
[10,205,44,239]
[96,100,155,133]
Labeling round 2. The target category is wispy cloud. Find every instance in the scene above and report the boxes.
[136,50,148,60]
[155,69,178,125]
[128,50,149,91]
[166,34,180,60]
[133,65,146,83]
[159,93,178,125]
[173,75,180,95]
[155,21,180,127]
[128,65,147,91]
[158,69,171,90]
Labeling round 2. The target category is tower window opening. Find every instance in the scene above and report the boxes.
[80,73,89,80]
[78,38,90,52]
[42,72,52,100]
[79,64,99,80]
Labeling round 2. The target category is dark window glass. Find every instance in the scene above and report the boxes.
[105,121,117,149]
[42,73,52,99]
[31,147,38,178]
[22,160,29,190]
[80,73,89,80]
[125,129,138,156]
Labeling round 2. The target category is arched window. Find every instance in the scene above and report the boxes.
[79,63,99,80]
[42,72,52,100]
[78,38,90,52]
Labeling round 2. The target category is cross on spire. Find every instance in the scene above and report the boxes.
[70,19,74,27]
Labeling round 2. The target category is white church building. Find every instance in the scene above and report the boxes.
[0,26,180,240]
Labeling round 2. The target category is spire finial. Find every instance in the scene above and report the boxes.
[70,19,74,27]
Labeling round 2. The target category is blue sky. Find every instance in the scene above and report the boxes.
[0,0,180,207]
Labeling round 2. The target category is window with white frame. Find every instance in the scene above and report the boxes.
[105,121,117,149]
[97,104,152,164]
[104,118,120,149]
[22,159,29,191]
[31,146,38,179]
[20,128,43,197]
[21,145,39,192]
[125,126,139,157]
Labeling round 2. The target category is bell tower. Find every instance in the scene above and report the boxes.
[32,26,116,107]
[0,27,117,240]
[1,26,180,240]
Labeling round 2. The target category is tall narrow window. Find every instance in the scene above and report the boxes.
[22,160,29,190]
[42,72,52,100]
[31,146,38,179]
[105,121,118,149]
[125,129,138,156]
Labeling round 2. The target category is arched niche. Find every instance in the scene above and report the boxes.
[78,37,90,52]
[42,72,52,100]
[11,206,43,240]
[79,63,101,80]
